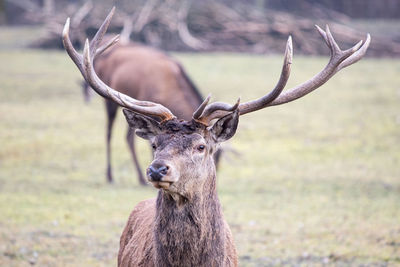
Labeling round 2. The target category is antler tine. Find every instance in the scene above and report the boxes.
[238,36,293,116]
[89,7,115,57]
[315,25,329,48]
[336,34,371,73]
[264,25,370,107]
[63,8,176,122]
[62,17,84,75]
[315,25,369,74]
[95,34,120,57]
[195,98,241,125]
[325,25,341,56]
[193,94,211,119]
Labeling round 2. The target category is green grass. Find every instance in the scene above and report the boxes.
[0,48,399,266]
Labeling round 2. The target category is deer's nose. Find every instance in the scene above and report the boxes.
[147,163,170,181]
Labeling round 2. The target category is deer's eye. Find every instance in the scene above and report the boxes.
[197,145,206,152]
[152,144,157,150]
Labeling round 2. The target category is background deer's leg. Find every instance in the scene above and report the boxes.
[126,127,147,185]
[105,100,118,183]
[213,148,222,170]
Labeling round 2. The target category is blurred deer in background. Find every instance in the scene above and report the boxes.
[63,8,370,267]
[80,32,218,185]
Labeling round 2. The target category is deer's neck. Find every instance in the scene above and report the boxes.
[154,174,226,266]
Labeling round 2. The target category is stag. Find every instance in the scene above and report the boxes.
[81,38,209,185]
[63,8,370,267]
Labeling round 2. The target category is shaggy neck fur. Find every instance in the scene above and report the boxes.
[154,173,226,266]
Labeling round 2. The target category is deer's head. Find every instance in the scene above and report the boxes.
[123,108,238,196]
[63,8,370,197]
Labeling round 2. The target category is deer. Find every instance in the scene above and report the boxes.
[63,8,370,267]
[80,38,214,185]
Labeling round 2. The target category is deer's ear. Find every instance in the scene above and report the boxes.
[123,109,162,140]
[210,110,239,142]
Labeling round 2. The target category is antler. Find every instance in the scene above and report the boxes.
[194,26,370,125]
[265,25,371,106]
[62,7,176,122]
[194,36,293,125]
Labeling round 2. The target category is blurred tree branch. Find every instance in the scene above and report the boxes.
[3,0,400,56]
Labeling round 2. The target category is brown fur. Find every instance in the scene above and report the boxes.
[118,118,238,266]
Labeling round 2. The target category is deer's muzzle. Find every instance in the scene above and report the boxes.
[147,160,176,189]
[147,165,169,181]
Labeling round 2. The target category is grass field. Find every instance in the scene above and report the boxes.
[0,43,399,266]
